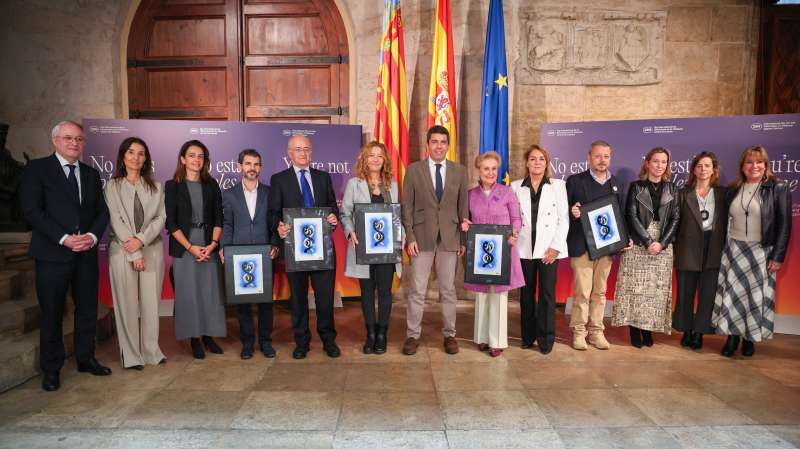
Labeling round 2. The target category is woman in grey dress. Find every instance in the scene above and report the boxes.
[164,140,226,359]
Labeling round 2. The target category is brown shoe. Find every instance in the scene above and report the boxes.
[402,337,419,355]
[444,336,459,354]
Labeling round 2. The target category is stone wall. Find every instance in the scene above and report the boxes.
[1,0,759,181]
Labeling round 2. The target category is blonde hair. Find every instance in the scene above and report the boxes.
[638,147,672,182]
[523,144,553,179]
[354,141,393,187]
[474,151,501,169]
[731,145,777,189]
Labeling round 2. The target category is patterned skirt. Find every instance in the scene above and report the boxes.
[611,222,674,333]
[712,239,775,342]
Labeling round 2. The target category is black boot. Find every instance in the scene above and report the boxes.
[190,338,205,359]
[629,326,643,348]
[741,339,755,357]
[680,332,692,347]
[363,324,376,354]
[202,336,224,354]
[642,330,654,347]
[691,332,703,350]
[721,335,740,357]
[374,324,387,354]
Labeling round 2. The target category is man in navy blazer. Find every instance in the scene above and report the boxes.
[19,121,111,391]
[268,135,340,359]
[221,149,278,359]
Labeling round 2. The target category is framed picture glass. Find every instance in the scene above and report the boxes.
[354,203,402,265]
[222,244,273,304]
[465,224,512,285]
[580,195,629,260]
[283,207,335,272]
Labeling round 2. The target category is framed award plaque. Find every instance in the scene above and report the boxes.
[465,224,512,285]
[282,207,335,272]
[222,244,273,305]
[579,195,629,260]
[353,203,402,265]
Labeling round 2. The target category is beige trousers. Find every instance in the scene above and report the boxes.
[108,242,165,367]
[406,246,458,338]
[473,291,508,349]
[569,252,613,336]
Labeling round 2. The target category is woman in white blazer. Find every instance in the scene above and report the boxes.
[511,144,569,354]
[341,141,403,355]
[105,137,167,369]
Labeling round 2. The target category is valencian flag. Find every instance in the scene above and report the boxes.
[427,0,458,161]
[374,0,410,194]
[479,0,510,184]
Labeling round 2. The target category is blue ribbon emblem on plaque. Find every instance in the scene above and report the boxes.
[371,218,385,247]
[480,240,497,269]
[595,212,614,241]
[301,223,317,254]
[240,260,256,288]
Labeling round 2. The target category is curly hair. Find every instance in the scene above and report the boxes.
[354,141,393,187]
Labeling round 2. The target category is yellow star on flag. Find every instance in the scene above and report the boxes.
[494,73,508,90]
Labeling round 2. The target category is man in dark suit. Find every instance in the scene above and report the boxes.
[19,120,111,391]
[565,140,630,351]
[221,149,278,360]
[268,135,340,359]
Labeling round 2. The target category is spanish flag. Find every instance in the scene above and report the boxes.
[374,0,410,194]
[427,0,458,161]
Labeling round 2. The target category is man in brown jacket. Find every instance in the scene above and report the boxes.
[401,125,469,355]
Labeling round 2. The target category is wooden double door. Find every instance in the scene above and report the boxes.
[127,0,349,123]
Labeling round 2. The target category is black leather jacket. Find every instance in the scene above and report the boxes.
[726,179,792,262]
[625,180,680,247]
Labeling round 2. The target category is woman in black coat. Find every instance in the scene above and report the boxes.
[165,140,226,359]
[713,146,792,357]
[672,152,728,351]
[612,147,680,347]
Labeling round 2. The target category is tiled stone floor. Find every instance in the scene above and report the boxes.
[1,300,799,449]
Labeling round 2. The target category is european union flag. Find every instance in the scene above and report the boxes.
[479,0,509,185]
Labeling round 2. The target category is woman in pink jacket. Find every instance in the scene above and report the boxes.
[462,151,525,357]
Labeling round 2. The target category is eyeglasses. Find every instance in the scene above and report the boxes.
[291,148,312,154]
[58,136,86,144]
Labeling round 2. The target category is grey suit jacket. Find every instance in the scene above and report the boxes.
[340,177,402,279]
[221,182,271,246]
[401,159,469,252]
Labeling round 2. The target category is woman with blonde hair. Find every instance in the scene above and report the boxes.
[341,141,402,354]
[612,147,680,347]
[714,146,792,357]
[462,151,524,357]
[510,145,569,354]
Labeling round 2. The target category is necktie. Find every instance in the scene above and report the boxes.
[66,164,79,202]
[300,169,314,208]
[435,163,444,203]
[133,191,144,233]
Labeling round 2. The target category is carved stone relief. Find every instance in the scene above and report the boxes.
[517,9,665,85]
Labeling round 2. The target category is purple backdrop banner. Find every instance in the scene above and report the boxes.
[540,113,800,320]
[82,119,363,305]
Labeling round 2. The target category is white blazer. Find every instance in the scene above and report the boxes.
[511,178,569,260]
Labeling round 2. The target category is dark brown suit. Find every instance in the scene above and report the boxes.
[672,185,728,334]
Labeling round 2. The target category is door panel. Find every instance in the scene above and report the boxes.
[128,0,349,123]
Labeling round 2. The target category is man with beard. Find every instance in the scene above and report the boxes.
[565,140,630,351]
[221,149,278,359]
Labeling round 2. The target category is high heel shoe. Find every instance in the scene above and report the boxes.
[374,324,387,354]
[190,338,205,359]
[642,330,654,347]
[691,332,703,350]
[629,326,643,348]
[741,339,755,357]
[721,335,740,357]
[680,332,692,347]
[202,336,224,354]
[363,324,375,354]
